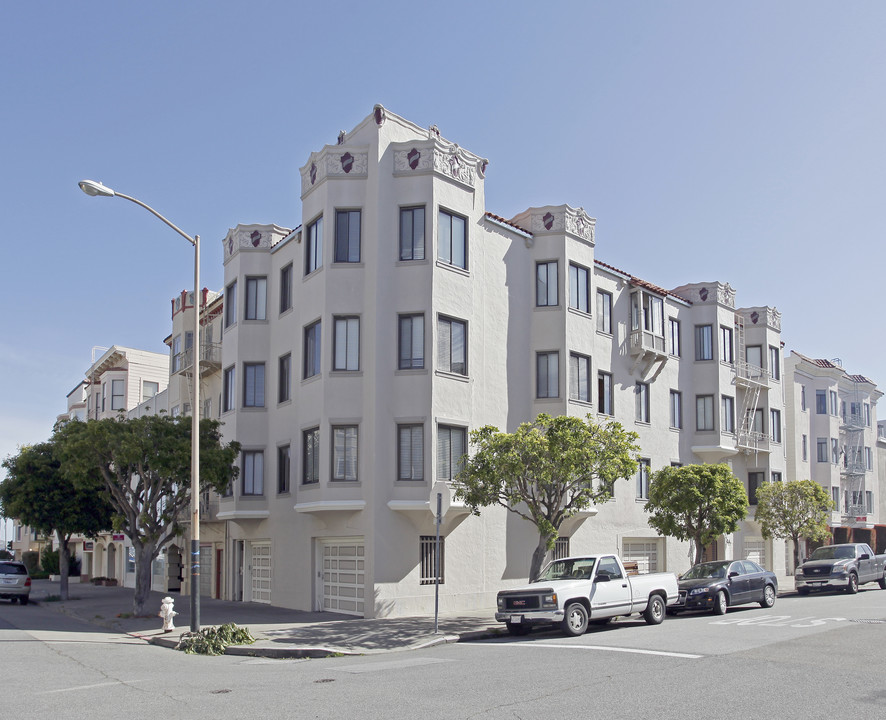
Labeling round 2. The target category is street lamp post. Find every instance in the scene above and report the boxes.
[78,179,202,632]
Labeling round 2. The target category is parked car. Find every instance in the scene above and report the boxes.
[668,560,777,615]
[0,561,31,605]
[495,554,678,636]
[795,543,886,595]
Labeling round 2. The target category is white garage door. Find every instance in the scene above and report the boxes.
[321,541,365,616]
[249,543,272,604]
[622,540,660,574]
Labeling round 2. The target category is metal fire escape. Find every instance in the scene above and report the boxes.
[840,381,867,522]
[734,314,769,455]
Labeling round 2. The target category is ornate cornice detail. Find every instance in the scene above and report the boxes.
[392,139,488,189]
[223,224,291,262]
[300,147,369,197]
[524,206,595,244]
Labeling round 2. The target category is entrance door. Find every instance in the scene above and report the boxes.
[249,543,272,604]
[215,549,223,599]
[318,540,365,617]
[232,541,244,602]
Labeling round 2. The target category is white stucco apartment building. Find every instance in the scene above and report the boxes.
[197,105,788,617]
[785,352,883,551]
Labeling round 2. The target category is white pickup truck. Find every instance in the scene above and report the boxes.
[495,554,679,636]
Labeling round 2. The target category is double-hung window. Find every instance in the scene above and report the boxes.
[334,210,361,263]
[569,263,589,313]
[817,438,828,462]
[172,335,182,373]
[669,319,681,356]
[303,428,320,484]
[770,409,782,443]
[245,276,267,320]
[816,390,827,414]
[720,326,734,364]
[829,391,838,416]
[596,291,612,333]
[831,438,840,464]
[865,446,873,471]
[333,316,360,371]
[280,264,293,313]
[111,379,125,411]
[332,425,358,481]
[243,363,265,407]
[437,425,466,481]
[305,217,323,274]
[278,354,291,403]
[437,316,467,376]
[696,395,714,431]
[695,325,713,361]
[598,372,613,416]
[223,365,236,412]
[400,206,425,260]
[537,351,559,398]
[399,314,424,370]
[748,472,764,505]
[438,209,467,269]
[536,261,558,307]
[670,390,682,429]
[241,451,264,496]
[722,395,735,433]
[277,445,290,494]
[225,280,237,328]
[569,353,591,402]
[635,383,650,423]
[304,320,321,379]
[769,345,780,380]
[636,459,651,499]
[398,424,424,481]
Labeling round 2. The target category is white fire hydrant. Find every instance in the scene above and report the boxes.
[159,596,178,632]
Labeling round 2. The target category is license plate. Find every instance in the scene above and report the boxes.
[1,579,15,584]
[510,615,523,624]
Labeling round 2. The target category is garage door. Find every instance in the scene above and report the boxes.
[249,543,272,604]
[321,541,365,616]
[622,540,659,574]
[744,538,767,568]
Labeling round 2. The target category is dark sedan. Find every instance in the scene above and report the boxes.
[668,560,777,615]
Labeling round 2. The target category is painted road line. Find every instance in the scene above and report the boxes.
[468,642,702,659]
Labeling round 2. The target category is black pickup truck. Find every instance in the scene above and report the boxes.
[795,543,886,595]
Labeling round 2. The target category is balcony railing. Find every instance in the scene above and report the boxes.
[734,360,768,387]
[173,343,222,376]
[629,329,667,358]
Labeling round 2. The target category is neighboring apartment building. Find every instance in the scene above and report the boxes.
[198,105,788,617]
[785,352,883,551]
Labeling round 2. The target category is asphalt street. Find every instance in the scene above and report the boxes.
[2,588,884,719]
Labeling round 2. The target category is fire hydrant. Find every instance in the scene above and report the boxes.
[159,596,178,632]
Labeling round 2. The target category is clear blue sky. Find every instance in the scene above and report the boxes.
[2,1,885,494]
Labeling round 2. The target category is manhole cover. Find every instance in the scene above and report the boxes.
[850,619,886,624]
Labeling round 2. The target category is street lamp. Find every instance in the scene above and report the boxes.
[78,179,203,632]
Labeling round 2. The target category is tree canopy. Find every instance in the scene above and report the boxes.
[755,479,834,571]
[645,463,748,566]
[456,413,640,580]
[1,441,114,599]
[53,415,240,615]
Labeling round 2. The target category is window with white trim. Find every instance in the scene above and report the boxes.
[437,316,467,376]
[537,351,559,398]
[438,209,466,270]
[398,424,424,481]
[243,363,265,408]
[242,450,264,496]
[400,206,425,261]
[398,314,424,370]
[596,290,612,333]
[332,425,358,482]
[334,210,361,263]
[536,261,558,307]
[696,395,714,431]
[569,353,591,402]
[305,216,323,274]
[569,263,589,313]
[437,425,466,481]
[245,276,267,320]
[333,316,360,371]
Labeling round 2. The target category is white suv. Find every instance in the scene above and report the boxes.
[0,561,31,605]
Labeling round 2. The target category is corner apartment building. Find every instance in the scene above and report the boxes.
[785,352,883,550]
[198,105,787,617]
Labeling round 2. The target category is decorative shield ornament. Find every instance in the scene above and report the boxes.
[543,212,554,230]
[310,162,317,185]
[340,152,354,174]
[750,311,760,324]
[227,237,234,255]
[699,288,709,301]
[250,230,262,247]
[407,148,421,170]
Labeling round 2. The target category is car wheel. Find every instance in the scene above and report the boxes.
[760,584,776,608]
[713,590,728,615]
[505,622,530,636]
[643,594,665,625]
[19,596,29,606]
[878,576,886,590]
[847,573,859,594]
[562,602,589,636]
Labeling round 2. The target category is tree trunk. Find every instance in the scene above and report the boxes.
[791,534,801,573]
[132,543,156,616]
[529,533,551,581]
[56,530,70,601]
[693,534,705,565]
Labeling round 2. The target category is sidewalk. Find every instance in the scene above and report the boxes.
[28,579,503,658]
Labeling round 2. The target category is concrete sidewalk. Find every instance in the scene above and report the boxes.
[27,579,503,658]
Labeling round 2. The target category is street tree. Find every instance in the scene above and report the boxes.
[54,415,240,615]
[755,478,834,571]
[645,463,748,566]
[1,442,114,600]
[456,413,640,581]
